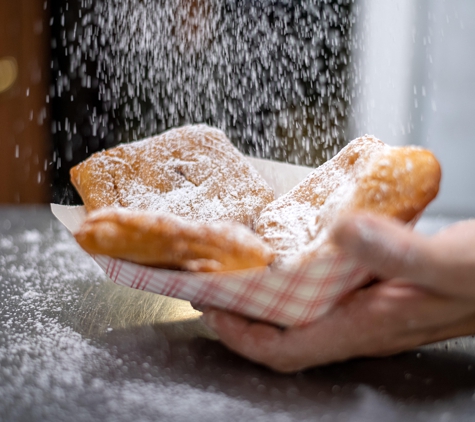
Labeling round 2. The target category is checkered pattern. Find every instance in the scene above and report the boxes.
[92,253,369,326]
[51,161,371,327]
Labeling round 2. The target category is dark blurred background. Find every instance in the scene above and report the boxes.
[4,1,474,216]
[0,0,356,205]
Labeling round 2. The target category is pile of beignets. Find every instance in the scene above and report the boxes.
[71,124,441,272]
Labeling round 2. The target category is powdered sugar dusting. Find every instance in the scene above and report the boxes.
[257,135,388,268]
[0,214,297,421]
[73,124,275,228]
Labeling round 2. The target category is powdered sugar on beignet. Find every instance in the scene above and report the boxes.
[256,135,441,269]
[70,124,275,229]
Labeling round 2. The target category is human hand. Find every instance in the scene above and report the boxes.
[201,214,475,372]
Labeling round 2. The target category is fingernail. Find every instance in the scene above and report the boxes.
[353,216,378,244]
[334,216,368,250]
[190,302,207,312]
[200,311,220,340]
[334,215,383,257]
[353,216,415,266]
[201,310,219,336]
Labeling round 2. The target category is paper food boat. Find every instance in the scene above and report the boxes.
[51,157,369,327]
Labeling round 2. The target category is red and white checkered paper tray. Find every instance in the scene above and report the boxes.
[51,157,370,327]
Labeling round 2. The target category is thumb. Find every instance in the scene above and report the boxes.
[331,213,435,283]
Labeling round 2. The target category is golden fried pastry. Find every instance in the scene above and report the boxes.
[256,135,441,269]
[70,124,274,228]
[75,207,274,272]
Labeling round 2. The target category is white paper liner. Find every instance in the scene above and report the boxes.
[51,157,369,326]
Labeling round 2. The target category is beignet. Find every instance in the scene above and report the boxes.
[255,135,441,269]
[75,207,275,272]
[70,124,275,229]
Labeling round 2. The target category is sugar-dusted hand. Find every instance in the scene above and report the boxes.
[201,214,475,373]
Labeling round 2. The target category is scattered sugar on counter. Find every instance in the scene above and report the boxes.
[0,221,300,421]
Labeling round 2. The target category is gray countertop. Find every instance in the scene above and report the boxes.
[1,206,475,422]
